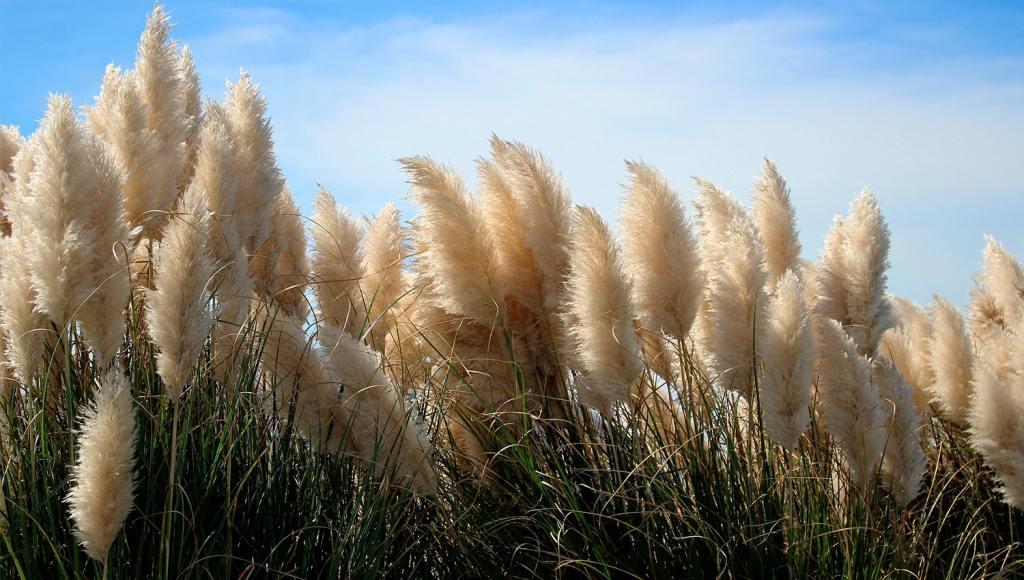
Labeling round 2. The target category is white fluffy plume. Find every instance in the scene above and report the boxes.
[752,157,802,288]
[969,364,1024,509]
[67,369,138,563]
[564,205,642,413]
[760,270,813,450]
[815,189,894,358]
[873,357,926,506]
[147,184,218,399]
[620,160,704,342]
[928,295,975,424]
[817,318,887,492]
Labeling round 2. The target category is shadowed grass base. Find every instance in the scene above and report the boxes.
[2,315,1022,579]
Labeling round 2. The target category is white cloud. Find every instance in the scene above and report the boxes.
[190,8,1024,305]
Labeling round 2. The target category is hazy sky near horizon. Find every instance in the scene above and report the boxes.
[2,1,1023,307]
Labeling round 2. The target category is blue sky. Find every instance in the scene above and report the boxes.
[2,1,1023,306]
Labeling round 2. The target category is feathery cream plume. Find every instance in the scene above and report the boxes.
[269,188,310,319]
[67,369,137,564]
[320,324,436,495]
[310,186,366,337]
[25,95,131,355]
[359,202,410,355]
[929,295,974,423]
[760,270,813,450]
[401,156,505,327]
[817,318,887,492]
[75,149,132,367]
[191,106,252,381]
[752,157,802,288]
[135,4,188,231]
[620,161,704,342]
[564,205,642,411]
[815,189,893,358]
[879,325,933,414]
[979,236,1024,323]
[490,136,572,327]
[25,95,101,329]
[967,239,1019,380]
[477,157,543,318]
[221,71,284,257]
[0,135,48,382]
[692,177,746,266]
[873,357,926,506]
[250,185,308,317]
[0,125,24,236]
[703,194,767,398]
[479,143,569,411]
[969,364,1024,509]
[0,125,23,178]
[178,45,203,191]
[86,65,162,231]
[147,184,218,399]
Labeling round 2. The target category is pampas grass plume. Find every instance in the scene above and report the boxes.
[702,192,767,398]
[310,186,366,336]
[401,156,506,326]
[760,270,813,450]
[86,65,162,229]
[929,295,975,424]
[359,202,409,353]
[815,189,893,358]
[147,184,218,399]
[67,369,138,564]
[752,157,802,287]
[222,71,283,255]
[75,149,132,367]
[477,156,543,316]
[969,364,1024,509]
[620,160,704,341]
[564,205,642,409]
[978,236,1024,325]
[134,4,187,229]
[490,136,572,321]
[1,136,49,382]
[873,357,926,506]
[817,318,887,492]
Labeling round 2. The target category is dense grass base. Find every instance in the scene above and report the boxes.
[2,319,1022,579]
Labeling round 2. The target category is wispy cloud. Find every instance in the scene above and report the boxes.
[177,6,1024,304]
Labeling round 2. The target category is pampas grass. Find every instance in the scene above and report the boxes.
[310,186,366,337]
[319,324,437,495]
[873,357,925,506]
[929,295,975,424]
[402,156,505,327]
[969,363,1024,509]
[817,318,887,493]
[134,4,188,231]
[815,190,894,359]
[564,205,641,413]
[1,135,49,383]
[490,136,572,327]
[752,157,802,288]
[146,184,218,399]
[67,369,137,566]
[620,161,704,343]
[5,8,1024,578]
[695,179,767,399]
[86,65,162,230]
[359,202,410,356]
[760,270,813,450]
